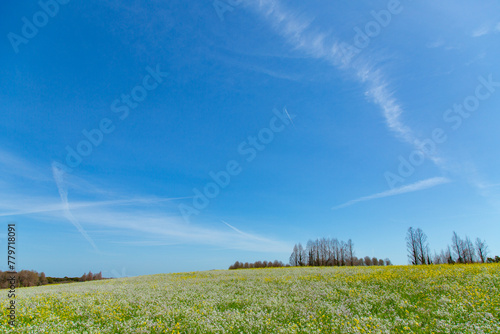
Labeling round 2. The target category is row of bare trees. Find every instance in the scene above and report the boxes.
[406,227,493,265]
[228,238,391,269]
[289,238,391,267]
[406,227,432,265]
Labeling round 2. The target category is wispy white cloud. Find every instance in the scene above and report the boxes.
[0,149,289,253]
[478,183,500,189]
[221,220,272,243]
[52,163,99,252]
[472,25,490,37]
[0,148,50,182]
[0,187,288,252]
[48,208,290,252]
[246,1,456,182]
[0,150,97,251]
[247,1,499,200]
[332,177,451,210]
[245,0,419,147]
[0,196,190,217]
[361,69,417,144]
[47,166,287,252]
[426,38,445,49]
[239,1,456,211]
[471,22,500,37]
[110,240,180,246]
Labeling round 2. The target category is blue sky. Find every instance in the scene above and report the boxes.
[1,0,499,277]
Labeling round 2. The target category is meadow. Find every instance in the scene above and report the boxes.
[1,264,499,333]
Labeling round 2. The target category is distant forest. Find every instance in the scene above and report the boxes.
[229,238,391,269]
[406,227,499,265]
[0,270,104,289]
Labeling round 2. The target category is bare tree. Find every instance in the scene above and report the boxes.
[306,240,315,266]
[315,239,321,266]
[340,241,347,266]
[464,237,475,263]
[414,228,429,265]
[289,244,299,266]
[433,250,447,264]
[406,227,419,265]
[346,239,354,266]
[319,238,328,266]
[331,239,340,266]
[297,243,306,266]
[426,245,433,265]
[286,237,387,268]
[452,231,464,263]
[475,238,488,263]
[330,238,339,266]
[446,246,454,264]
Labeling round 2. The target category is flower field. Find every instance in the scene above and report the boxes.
[1,264,499,333]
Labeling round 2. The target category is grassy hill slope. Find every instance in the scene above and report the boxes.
[2,264,499,333]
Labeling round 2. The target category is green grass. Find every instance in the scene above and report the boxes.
[1,264,499,333]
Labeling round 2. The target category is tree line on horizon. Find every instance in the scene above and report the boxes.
[229,237,391,269]
[0,270,105,289]
[289,238,391,267]
[229,260,287,269]
[0,270,48,288]
[79,271,103,282]
[406,227,498,265]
